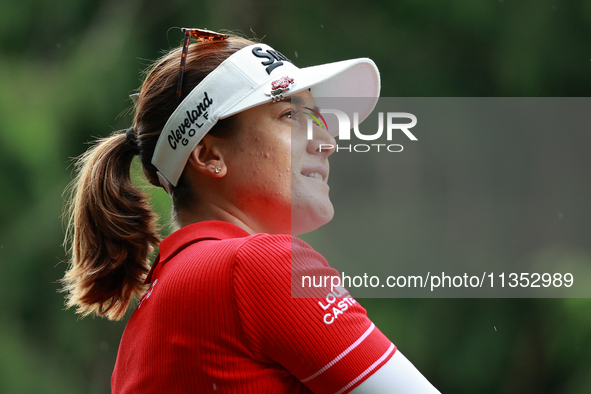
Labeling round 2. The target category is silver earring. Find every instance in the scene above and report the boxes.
[215,167,221,174]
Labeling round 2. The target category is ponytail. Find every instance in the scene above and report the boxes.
[62,130,160,321]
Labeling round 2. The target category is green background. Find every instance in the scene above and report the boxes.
[1,0,590,392]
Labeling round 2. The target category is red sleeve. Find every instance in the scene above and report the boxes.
[233,234,396,394]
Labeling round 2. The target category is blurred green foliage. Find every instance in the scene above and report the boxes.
[1,0,591,393]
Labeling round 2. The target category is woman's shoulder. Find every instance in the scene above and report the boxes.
[238,232,316,253]
[155,221,331,287]
[233,233,334,298]
[236,233,329,268]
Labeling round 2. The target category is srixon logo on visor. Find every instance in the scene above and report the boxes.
[167,92,213,150]
[306,110,418,153]
[252,47,292,74]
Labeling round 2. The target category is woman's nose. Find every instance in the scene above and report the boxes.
[307,123,336,156]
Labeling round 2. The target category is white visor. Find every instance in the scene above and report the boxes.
[151,43,380,194]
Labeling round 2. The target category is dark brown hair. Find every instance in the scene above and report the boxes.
[61,35,256,321]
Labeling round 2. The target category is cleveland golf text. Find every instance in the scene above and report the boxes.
[167,92,213,149]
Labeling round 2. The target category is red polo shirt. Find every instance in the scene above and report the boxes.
[111,220,395,393]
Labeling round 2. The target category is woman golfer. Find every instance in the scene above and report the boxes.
[62,28,440,393]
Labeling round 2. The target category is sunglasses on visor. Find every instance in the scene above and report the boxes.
[175,28,230,106]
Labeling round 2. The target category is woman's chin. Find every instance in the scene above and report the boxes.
[290,202,334,236]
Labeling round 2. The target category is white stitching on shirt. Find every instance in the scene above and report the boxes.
[334,343,396,394]
[301,322,375,383]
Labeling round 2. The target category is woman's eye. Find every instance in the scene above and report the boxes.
[283,110,297,119]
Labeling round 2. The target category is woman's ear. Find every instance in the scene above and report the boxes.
[187,135,227,177]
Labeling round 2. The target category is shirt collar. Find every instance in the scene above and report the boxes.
[145,220,251,284]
